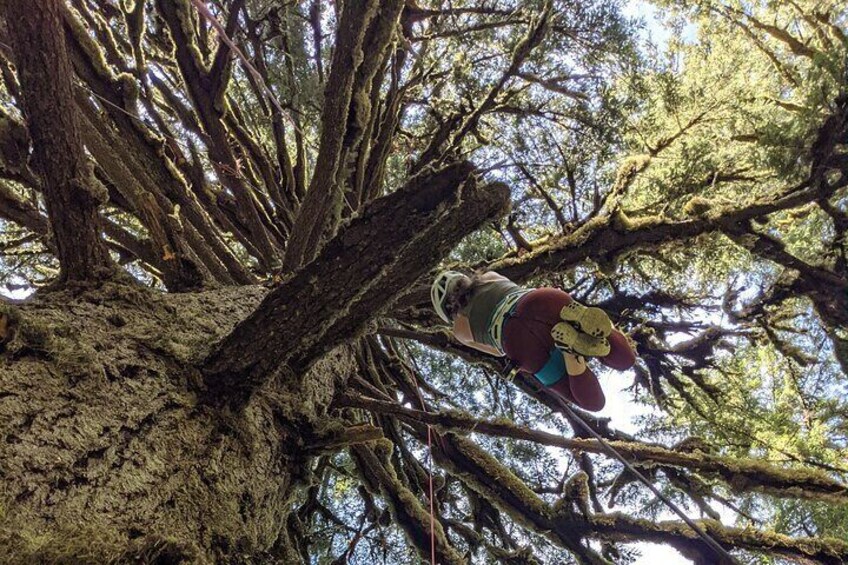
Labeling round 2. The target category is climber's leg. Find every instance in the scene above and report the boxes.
[546,352,606,412]
[598,328,637,371]
[510,344,605,411]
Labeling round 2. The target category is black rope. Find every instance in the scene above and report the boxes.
[556,401,740,564]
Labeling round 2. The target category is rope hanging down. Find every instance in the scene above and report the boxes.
[556,401,740,564]
[189,0,301,134]
[426,425,437,565]
[408,362,439,565]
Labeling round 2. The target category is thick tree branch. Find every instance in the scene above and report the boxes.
[283,0,404,271]
[208,0,245,99]
[395,179,833,315]
[157,0,281,270]
[434,432,848,564]
[203,162,510,404]
[0,182,48,236]
[351,442,464,565]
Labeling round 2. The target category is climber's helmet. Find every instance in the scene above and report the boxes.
[431,270,468,323]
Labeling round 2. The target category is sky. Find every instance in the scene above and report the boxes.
[594,370,738,564]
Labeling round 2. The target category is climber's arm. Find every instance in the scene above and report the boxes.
[453,315,504,357]
[478,271,510,283]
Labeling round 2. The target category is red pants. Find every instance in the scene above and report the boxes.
[501,288,636,410]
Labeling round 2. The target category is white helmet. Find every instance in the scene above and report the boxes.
[431,271,467,323]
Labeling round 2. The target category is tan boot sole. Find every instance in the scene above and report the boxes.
[552,322,611,357]
[560,302,612,338]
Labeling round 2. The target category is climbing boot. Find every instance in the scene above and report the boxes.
[559,301,612,338]
[552,322,611,357]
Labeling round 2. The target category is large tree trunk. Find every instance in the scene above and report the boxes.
[0,284,347,563]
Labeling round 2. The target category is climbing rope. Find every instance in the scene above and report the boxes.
[406,357,438,565]
[409,356,735,563]
[556,401,740,564]
[426,425,437,565]
[189,0,304,136]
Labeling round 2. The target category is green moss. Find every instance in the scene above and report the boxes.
[0,520,199,565]
[351,88,373,131]
[0,519,127,564]
[308,422,383,453]
[372,437,394,464]
[116,73,139,107]
[124,0,146,71]
[448,435,551,520]
[682,195,714,217]
[171,0,210,71]
[0,304,54,356]
[613,154,652,191]
[65,6,115,82]
[213,70,232,114]
[612,209,663,231]
[91,11,124,68]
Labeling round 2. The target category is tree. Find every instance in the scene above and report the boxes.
[0,0,846,563]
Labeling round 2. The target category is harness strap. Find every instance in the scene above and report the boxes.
[488,289,532,352]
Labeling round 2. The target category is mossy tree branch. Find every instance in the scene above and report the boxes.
[433,432,848,564]
[339,394,848,504]
[350,442,465,565]
[61,5,255,287]
[283,0,404,271]
[157,0,281,270]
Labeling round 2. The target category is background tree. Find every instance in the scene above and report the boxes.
[0,0,846,563]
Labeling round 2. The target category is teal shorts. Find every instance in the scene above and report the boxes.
[534,348,565,386]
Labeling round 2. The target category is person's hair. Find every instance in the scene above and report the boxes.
[443,272,486,320]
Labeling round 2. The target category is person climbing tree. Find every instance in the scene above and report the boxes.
[431,271,636,411]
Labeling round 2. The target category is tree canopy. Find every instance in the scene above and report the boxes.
[0,0,847,563]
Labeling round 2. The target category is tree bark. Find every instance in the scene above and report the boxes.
[282,0,396,271]
[3,0,114,283]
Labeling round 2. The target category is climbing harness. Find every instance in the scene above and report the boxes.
[487,289,532,352]
[556,400,741,564]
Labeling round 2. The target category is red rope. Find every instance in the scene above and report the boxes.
[188,0,301,134]
[427,425,436,565]
[400,345,438,564]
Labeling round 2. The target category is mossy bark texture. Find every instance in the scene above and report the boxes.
[0,284,350,563]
